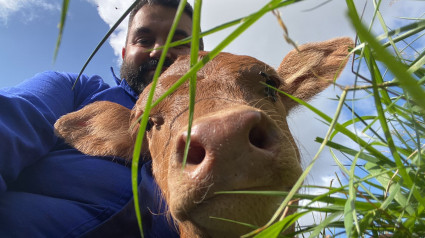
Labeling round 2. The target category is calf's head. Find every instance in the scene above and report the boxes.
[55,37,352,237]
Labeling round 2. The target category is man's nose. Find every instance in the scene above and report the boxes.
[149,42,174,60]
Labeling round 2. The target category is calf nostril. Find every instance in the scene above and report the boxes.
[249,125,268,149]
[178,133,206,166]
[185,141,206,165]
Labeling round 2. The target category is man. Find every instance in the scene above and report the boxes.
[122,0,203,95]
[0,0,203,237]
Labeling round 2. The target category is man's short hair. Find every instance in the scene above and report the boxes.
[127,0,204,50]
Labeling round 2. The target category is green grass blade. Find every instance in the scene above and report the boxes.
[182,0,202,169]
[72,0,140,89]
[210,216,258,230]
[344,152,360,237]
[254,211,308,238]
[307,211,344,237]
[53,0,69,63]
[330,115,377,140]
[131,1,190,236]
[407,50,425,75]
[131,121,146,237]
[315,137,384,164]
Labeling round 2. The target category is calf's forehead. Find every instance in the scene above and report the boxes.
[133,52,284,124]
[140,52,278,103]
[167,52,276,79]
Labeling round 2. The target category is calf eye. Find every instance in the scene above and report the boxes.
[146,115,164,132]
[259,71,278,102]
[146,118,154,132]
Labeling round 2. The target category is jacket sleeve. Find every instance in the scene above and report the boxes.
[0,71,110,192]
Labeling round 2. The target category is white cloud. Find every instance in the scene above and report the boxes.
[0,0,60,24]
[0,0,24,22]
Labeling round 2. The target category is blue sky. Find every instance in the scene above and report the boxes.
[0,0,117,87]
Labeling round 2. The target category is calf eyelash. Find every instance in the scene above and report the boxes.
[259,71,278,102]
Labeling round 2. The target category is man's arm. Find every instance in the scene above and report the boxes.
[0,71,110,191]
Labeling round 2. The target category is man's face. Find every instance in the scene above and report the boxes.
[121,5,193,94]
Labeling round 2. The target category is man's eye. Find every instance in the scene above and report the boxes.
[136,38,154,47]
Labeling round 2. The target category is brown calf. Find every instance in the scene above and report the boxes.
[55,37,353,238]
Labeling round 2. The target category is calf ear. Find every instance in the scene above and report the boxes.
[54,101,138,160]
[277,37,353,111]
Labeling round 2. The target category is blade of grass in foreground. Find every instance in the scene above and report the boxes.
[72,0,140,89]
[182,0,202,169]
[131,1,190,236]
[254,212,308,238]
[53,0,69,63]
[344,151,360,237]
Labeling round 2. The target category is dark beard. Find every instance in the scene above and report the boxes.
[120,58,174,95]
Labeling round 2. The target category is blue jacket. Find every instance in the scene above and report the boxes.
[0,70,179,237]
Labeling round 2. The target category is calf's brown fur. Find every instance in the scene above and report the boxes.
[55,37,353,238]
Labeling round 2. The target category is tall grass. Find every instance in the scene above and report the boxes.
[56,0,425,237]
[243,1,425,237]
